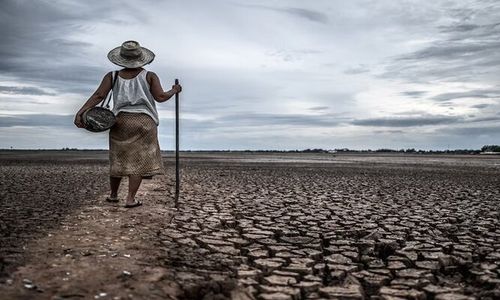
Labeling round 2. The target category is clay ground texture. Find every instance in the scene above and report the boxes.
[0,151,500,299]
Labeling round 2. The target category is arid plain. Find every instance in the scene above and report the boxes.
[1,151,499,299]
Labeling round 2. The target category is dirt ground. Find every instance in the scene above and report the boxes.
[1,151,500,299]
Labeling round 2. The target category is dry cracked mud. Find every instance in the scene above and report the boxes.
[1,151,500,299]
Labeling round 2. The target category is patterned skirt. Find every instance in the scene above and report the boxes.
[109,112,164,177]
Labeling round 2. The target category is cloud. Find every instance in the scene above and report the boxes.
[351,113,500,128]
[344,65,370,75]
[467,116,500,123]
[401,91,427,98]
[399,41,500,61]
[308,106,329,111]
[0,86,55,96]
[218,112,344,127]
[439,22,500,35]
[472,104,490,109]
[0,1,108,95]
[239,4,329,24]
[352,115,461,127]
[0,111,347,132]
[382,3,500,83]
[439,23,481,33]
[280,7,329,24]
[373,129,405,134]
[0,114,74,128]
[441,125,500,135]
[177,112,347,132]
[431,89,500,101]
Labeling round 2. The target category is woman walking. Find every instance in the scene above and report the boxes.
[74,40,182,208]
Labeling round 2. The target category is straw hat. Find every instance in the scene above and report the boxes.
[107,40,155,68]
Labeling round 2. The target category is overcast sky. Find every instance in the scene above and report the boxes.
[1,0,499,150]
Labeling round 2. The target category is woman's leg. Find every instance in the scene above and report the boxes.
[126,175,143,205]
[110,176,122,198]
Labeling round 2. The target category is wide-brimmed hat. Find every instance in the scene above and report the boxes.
[107,40,155,68]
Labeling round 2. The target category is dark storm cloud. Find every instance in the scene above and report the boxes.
[472,104,490,109]
[169,112,347,134]
[439,23,481,32]
[383,3,500,83]
[238,4,328,24]
[441,125,500,135]
[0,111,346,130]
[468,116,500,123]
[401,91,427,98]
[431,89,500,101]
[215,112,345,127]
[0,1,114,92]
[439,21,500,37]
[373,130,405,134]
[351,115,461,127]
[0,114,73,128]
[308,106,329,111]
[0,86,55,96]
[352,113,500,128]
[281,7,329,24]
[399,41,500,61]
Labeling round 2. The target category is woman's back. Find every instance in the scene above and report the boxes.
[112,68,160,125]
[118,68,144,79]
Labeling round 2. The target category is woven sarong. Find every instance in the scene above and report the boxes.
[109,112,164,177]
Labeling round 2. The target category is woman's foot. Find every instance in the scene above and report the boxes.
[124,200,142,208]
[106,195,119,203]
[124,175,143,208]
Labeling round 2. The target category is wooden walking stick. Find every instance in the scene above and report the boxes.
[174,79,180,208]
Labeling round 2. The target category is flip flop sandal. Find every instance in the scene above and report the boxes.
[124,200,143,208]
[106,197,119,203]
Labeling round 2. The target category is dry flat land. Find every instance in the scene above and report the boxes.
[0,151,500,299]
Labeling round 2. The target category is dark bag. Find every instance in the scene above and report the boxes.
[83,71,119,132]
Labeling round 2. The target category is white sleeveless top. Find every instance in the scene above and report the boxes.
[111,69,160,125]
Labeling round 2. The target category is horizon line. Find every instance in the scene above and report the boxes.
[0,148,497,152]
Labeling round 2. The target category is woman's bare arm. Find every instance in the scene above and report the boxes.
[74,72,113,128]
[148,72,182,103]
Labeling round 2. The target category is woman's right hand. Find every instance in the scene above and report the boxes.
[171,84,182,94]
[74,113,85,128]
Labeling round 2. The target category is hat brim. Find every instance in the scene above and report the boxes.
[107,46,155,68]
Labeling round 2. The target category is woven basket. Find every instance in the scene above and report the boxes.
[83,107,116,132]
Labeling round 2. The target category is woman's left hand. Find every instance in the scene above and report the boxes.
[74,113,85,128]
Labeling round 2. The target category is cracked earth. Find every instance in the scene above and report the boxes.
[1,152,500,299]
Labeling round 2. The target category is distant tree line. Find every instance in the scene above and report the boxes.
[240,145,500,154]
[333,148,482,154]
[481,145,500,152]
[331,147,500,154]
[185,146,500,154]
[58,146,500,153]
